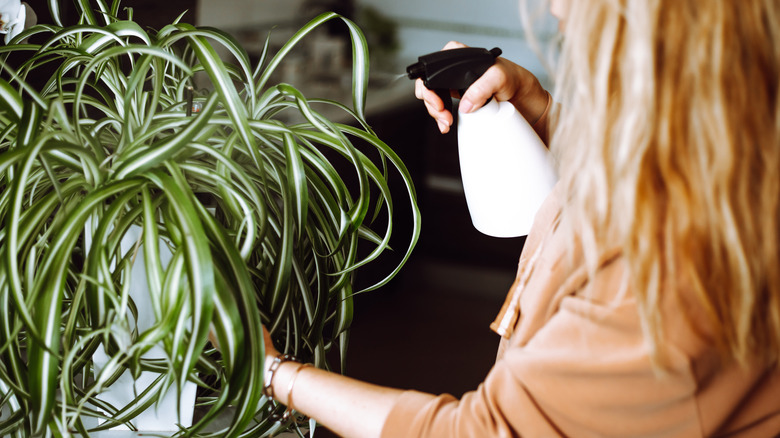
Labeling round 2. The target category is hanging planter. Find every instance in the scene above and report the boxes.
[0,0,420,436]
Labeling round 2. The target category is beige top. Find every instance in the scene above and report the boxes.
[381,184,780,437]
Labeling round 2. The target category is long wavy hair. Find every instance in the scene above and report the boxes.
[547,0,780,364]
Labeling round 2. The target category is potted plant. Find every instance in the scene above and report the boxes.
[0,0,420,436]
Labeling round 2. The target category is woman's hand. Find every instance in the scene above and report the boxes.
[262,325,279,364]
[209,324,279,364]
[414,41,550,134]
[212,324,404,438]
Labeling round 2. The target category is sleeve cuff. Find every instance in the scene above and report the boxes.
[380,390,456,438]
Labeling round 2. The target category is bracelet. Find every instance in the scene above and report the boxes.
[531,90,553,129]
[263,353,298,398]
[281,362,312,422]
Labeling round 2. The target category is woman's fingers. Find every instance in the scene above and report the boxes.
[413,41,468,132]
[460,57,549,124]
[459,58,515,113]
[442,40,467,50]
[416,78,454,133]
[415,41,543,133]
[262,325,279,359]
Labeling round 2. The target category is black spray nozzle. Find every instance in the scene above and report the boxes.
[407,47,502,113]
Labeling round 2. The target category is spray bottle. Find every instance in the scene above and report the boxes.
[407,47,558,237]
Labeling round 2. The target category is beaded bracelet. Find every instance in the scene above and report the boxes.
[263,353,298,398]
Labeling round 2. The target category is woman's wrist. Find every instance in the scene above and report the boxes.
[282,362,312,420]
[508,86,551,145]
[263,352,315,420]
[259,350,405,438]
[263,353,297,398]
[532,90,553,128]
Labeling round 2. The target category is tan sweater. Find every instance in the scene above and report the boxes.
[381,185,780,437]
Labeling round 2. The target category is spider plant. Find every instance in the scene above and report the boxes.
[0,0,420,436]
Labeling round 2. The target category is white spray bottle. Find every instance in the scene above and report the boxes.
[407,47,558,237]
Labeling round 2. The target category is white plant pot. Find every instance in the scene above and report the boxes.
[85,221,197,431]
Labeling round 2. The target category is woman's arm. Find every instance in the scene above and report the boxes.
[259,327,403,438]
[261,257,705,438]
[267,358,403,438]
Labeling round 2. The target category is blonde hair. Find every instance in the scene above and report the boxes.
[549,0,780,364]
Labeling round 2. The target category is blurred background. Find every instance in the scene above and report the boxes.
[23,0,559,435]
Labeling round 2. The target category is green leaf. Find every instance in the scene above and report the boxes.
[0,79,23,121]
[112,92,218,179]
[75,0,110,26]
[178,23,263,170]
[145,165,215,388]
[282,131,309,238]
[47,0,63,26]
[159,26,256,104]
[27,179,143,432]
[78,21,151,54]
[141,188,164,320]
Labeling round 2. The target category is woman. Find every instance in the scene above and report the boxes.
[260,0,780,436]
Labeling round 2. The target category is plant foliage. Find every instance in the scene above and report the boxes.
[0,1,420,436]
